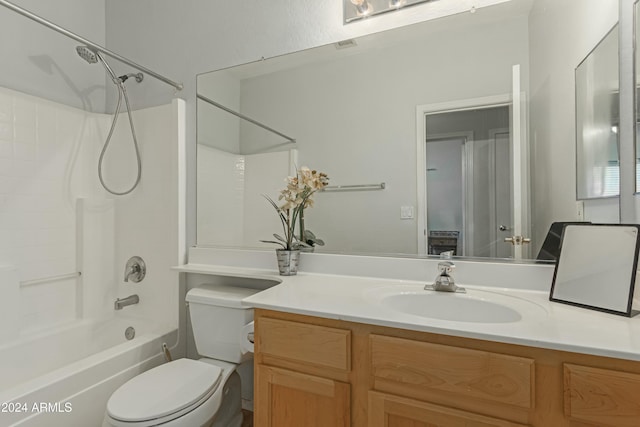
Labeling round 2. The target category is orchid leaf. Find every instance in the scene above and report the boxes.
[259,239,286,249]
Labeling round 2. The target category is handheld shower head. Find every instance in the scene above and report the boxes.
[76,45,120,85]
[76,46,98,64]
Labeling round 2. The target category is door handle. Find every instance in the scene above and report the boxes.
[499,225,511,231]
[504,235,531,245]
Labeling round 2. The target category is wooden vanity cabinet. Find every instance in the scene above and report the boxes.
[254,309,640,427]
[254,316,352,426]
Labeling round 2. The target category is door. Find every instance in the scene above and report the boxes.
[425,136,465,256]
[490,128,512,258]
[416,66,530,258]
[509,64,531,259]
[255,364,350,426]
[423,107,512,258]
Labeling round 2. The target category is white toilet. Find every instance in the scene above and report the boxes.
[103,284,259,427]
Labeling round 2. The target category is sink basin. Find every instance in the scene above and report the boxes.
[370,287,547,324]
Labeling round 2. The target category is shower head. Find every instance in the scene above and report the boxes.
[76,45,121,85]
[76,45,98,64]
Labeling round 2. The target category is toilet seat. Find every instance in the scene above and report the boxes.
[106,359,222,426]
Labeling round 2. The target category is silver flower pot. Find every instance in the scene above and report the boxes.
[276,249,300,276]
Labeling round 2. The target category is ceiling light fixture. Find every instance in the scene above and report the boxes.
[344,0,437,24]
[350,0,371,15]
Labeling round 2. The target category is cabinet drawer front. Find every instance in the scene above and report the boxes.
[258,317,351,371]
[369,391,530,427]
[564,363,640,427]
[370,335,534,409]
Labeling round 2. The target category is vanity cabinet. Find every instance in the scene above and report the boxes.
[254,309,640,426]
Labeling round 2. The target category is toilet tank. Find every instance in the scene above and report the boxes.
[186,284,260,363]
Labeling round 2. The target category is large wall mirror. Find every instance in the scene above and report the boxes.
[196,0,620,261]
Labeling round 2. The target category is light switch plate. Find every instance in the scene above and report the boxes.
[400,206,414,219]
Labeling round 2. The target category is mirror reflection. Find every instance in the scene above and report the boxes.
[197,0,620,260]
[637,0,640,192]
[575,25,619,199]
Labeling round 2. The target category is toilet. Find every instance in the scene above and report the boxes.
[103,284,259,427]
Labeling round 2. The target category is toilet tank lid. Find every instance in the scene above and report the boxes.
[186,284,262,308]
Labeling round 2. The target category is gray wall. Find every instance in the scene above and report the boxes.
[105,0,510,247]
[528,0,618,247]
[0,0,107,112]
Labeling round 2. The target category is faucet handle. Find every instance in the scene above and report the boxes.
[124,256,146,283]
[437,261,455,275]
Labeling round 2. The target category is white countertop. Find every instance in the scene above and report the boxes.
[174,263,640,362]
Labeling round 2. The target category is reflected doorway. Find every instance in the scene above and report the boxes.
[424,106,512,258]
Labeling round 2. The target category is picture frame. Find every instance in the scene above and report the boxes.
[549,224,640,317]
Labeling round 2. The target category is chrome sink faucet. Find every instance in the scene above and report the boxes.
[424,252,466,293]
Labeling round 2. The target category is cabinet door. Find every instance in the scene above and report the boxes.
[564,364,640,427]
[255,364,350,427]
[368,391,529,427]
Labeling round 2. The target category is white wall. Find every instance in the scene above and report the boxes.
[0,84,182,349]
[0,86,99,334]
[197,70,241,153]
[0,0,107,112]
[98,101,183,331]
[197,146,245,246]
[528,0,619,249]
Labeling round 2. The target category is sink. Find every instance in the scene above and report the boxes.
[370,286,547,324]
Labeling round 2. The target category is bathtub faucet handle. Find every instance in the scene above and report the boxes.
[124,256,146,283]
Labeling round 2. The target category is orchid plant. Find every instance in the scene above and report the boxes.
[261,167,329,251]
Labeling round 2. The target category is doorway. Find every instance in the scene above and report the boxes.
[423,105,512,258]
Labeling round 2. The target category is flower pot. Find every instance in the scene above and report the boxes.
[276,249,300,276]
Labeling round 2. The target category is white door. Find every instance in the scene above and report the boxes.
[489,129,512,258]
[508,64,531,259]
[416,73,530,258]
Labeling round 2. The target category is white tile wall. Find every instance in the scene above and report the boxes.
[0,86,182,339]
[197,145,245,246]
[0,86,100,334]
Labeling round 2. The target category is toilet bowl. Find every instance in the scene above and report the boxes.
[103,284,260,427]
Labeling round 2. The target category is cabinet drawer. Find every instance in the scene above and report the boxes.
[370,334,534,410]
[564,363,640,427]
[258,317,351,372]
[369,391,529,427]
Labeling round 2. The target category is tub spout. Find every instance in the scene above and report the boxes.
[114,294,139,310]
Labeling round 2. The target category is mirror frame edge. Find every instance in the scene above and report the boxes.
[620,0,637,221]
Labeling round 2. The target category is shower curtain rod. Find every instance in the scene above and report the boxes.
[198,94,297,144]
[0,0,183,91]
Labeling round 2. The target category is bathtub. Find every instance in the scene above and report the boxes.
[0,317,177,427]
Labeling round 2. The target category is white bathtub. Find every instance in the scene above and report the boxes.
[0,317,177,427]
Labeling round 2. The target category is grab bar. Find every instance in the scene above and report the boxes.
[321,182,386,192]
[20,272,82,287]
